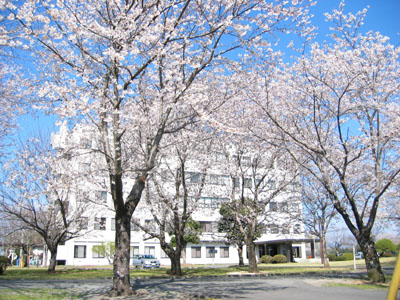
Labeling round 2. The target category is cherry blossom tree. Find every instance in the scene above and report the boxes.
[252,4,400,282]
[301,174,337,267]
[1,0,313,294]
[214,136,299,273]
[131,129,211,276]
[0,66,30,158]
[0,136,89,272]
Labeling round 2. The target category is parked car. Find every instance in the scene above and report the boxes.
[355,252,363,259]
[132,254,160,268]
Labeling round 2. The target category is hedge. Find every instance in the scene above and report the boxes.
[0,256,9,275]
[271,254,287,263]
[260,255,273,264]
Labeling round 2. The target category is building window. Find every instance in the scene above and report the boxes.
[187,172,201,183]
[94,217,106,230]
[131,222,140,231]
[80,217,88,230]
[98,191,107,203]
[292,246,301,258]
[294,224,301,234]
[220,247,229,258]
[92,245,104,258]
[206,246,216,258]
[74,245,86,258]
[270,224,279,234]
[191,247,201,258]
[111,218,115,231]
[269,202,278,212]
[144,246,155,256]
[244,178,252,188]
[130,246,139,258]
[232,177,240,188]
[200,221,213,233]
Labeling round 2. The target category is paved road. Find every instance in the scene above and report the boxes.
[134,276,394,300]
[1,275,397,300]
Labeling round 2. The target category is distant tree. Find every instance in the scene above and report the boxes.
[252,4,400,282]
[301,175,337,267]
[132,130,210,276]
[215,139,299,273]
[0,136,88,272]
[92,242,115,265]
[218,202,262,266]
[375,239,396,256]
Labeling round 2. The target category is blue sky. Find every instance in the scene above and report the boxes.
[311,0,400,46]
[15,0,400,139]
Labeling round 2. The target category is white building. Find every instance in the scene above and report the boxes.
[52,123,317,267]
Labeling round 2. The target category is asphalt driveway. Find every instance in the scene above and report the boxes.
[0,275,397,300]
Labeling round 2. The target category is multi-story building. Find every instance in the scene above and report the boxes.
[51,123,317,266]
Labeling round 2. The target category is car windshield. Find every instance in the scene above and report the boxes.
[143,255,155,259]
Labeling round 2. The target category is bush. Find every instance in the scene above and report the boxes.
[271,254,287,264]
[334,255,347,261]
[327,254,337,261]
[260,255,273,264]
[382,251,395,257]
[375,239,396,255]
[0,256,10,275]
[342,253,354,260]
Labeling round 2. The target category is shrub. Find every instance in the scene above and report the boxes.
[260,255,273,264]
[0,256,10,275]
[375,239,396,255]
[271,254,287,264]
[327,254,336,261]
[334,255,347,261]
[342,253,354,260]
[382,251,395,257]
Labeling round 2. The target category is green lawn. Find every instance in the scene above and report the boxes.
[0,257,396,280]
[0,288,80,300]
[0,258,396,300]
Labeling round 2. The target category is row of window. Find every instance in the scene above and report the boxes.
[191,246,229,259]
[74,245,157,259]
[73,244,230,260]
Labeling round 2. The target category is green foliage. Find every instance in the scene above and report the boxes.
[170,218,201,247]
[327,254,337,261]
[335,255,345,261]
[0,256,10,275]
[382,252,395,257]
[260,255,273,264]
[271,254,287,263]
[375,239,396,255]
[218,201,262,246]
[396,243,400,251]
[92,242,115,264]
[342,253,353,260]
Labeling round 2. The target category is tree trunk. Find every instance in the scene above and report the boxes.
[111,211,133,296]
[48,248,57,272]
[360,238,385,283]
[237,244,244,266]
[169,251,182,276]
[247,242,258,273]
[320,235,330,268]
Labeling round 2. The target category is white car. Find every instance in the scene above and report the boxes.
[132,254,160,268]
[355,252,363,259]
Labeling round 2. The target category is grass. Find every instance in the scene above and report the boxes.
[0,257,396,280]
[0,258,396,300]
[0,288,79,300]
[324,282,388,290]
